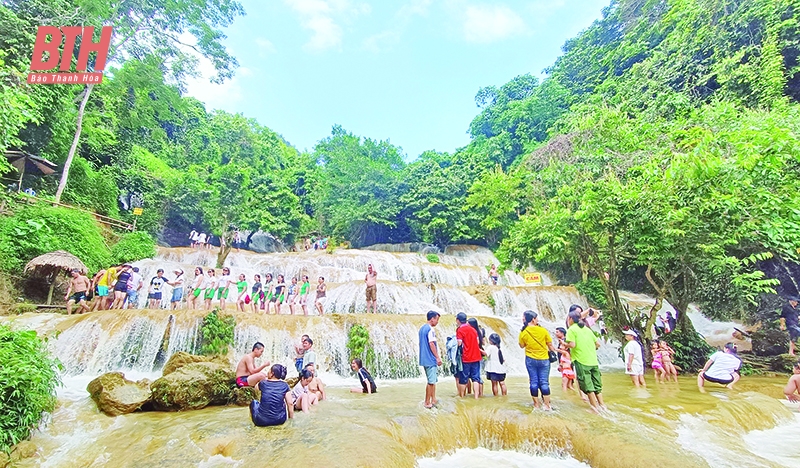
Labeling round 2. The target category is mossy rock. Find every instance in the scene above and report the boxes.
[231,386,259,406]
[162,351,229,376]
[769,354,799,373]
[87,372,152,416]
[151,362,235,411]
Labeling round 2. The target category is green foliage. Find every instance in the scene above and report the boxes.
[8,303,36,315]
[346,324,376,368]
[575,279,609,309]
[110,231,157,264]
[662,329,715,373]
[0,204,111,273]
[199,309,235,356]
[0,324,61,451]
[426,254,440,263]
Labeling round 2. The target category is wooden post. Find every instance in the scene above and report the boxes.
[46,272,57,305]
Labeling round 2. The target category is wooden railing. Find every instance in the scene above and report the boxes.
[9,193,134,231]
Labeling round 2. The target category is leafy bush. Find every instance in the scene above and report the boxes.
[575,278,609,309]
[662,329,715,373]
[110,231,157,264]
[8,303,37,315]
[0,324,61,451]
[199,309,235,355]
[0,204,111,273]
[346,323,375,367]
[62,158,121,218]
[426,254,440,263]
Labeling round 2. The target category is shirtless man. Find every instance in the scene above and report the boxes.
[304,363,326,401]
[785,360,800,406]
[235,342,271,388]
[65,269,91,315]
[365,263,378,314]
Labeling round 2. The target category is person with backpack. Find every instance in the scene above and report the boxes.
[519,310,558,410]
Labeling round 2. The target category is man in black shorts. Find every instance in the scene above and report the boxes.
[65,269,91,315]
[780,296,800,356]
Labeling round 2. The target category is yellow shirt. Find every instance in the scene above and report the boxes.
[518,325,552,360]
[103,267,117,287]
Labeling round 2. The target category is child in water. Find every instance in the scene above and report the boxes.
[291,369,319,413]
[350,358,377,394]
[250,364,294,427]
[651,341,667,383]
[555,327,576,391]
[485,333,507,396]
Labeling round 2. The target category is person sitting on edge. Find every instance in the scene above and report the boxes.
[291,369,319,413]
[301,336,317,372]
[304,363,326,401]
[785,361,800,406]
[235,342,271,388]
[350,358,377,394]
[250,364,293,427]
[698,342,742,392]
[295,334,310,373]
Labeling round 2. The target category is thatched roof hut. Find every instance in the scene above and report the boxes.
[25,251,88,305]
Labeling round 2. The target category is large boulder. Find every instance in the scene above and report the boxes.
[162,351,229,376]
[151,354,236,411]
[87,372,152,416]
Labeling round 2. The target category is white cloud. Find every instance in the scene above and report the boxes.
[362,0,432,53]
[255,38,276,55]
[283,0,370,52]
[185,56,250,111]
[462,4,526,43]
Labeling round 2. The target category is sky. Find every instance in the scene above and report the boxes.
[185,0,611,160]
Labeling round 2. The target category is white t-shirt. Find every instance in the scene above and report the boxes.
[198,233,207,243]
[484,344,506,374]
[623,340,643,368]
[291,382,308,401]
[705,351,742,380]
[217,275,232,290]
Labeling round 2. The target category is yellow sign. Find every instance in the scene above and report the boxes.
[132,207,143,216]
[523,272,542,284]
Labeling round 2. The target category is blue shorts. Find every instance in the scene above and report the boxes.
[423,366,438,384]
[126,290,138,304]
[458,361,482,385]
[97,286,109,297]
[172,288,183,302]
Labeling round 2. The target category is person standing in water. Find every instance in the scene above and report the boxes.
[566,307,606,413]
[286,277,298,315]
[485,333,507,396]
[623,329,646,388]
[204,268,217,310]
[65,269,91,315]
[299,275,310,315]
[272,274,286,314]
[250,274,263,313]
[189,267,204,310]
[249,364,293,427]
[110,265,132,309]
[519,310,557,410]
[147,269,169,309]
[555,327,576,392]
[419,310,442,408]
[315,277,327,316]
[488,264,499,285]
[365,264,378,313]
[697,343,742,391]
[217,267,233,310]
[456,312,484,399]
[235,274,248,312]
[169,269,185,310]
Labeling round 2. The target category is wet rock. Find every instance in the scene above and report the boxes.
[87,372,152,416]
[231,386,259,406]
[243,231,284,253]
[162,352,229,376]
[11,441,37,460]
[769,354,798,373]
[151,362,235,411]
[750,326,789,356]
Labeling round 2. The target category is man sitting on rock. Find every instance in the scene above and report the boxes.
[236,342,271,387]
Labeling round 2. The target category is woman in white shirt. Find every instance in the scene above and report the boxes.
[485,333,507,396]
[698,343,742,391]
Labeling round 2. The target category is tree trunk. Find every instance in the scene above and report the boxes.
[216,243,232,268]
[55,84,94,204]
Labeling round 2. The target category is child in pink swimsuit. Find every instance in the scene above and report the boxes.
[651,341,666,383]
[556,327,576,391]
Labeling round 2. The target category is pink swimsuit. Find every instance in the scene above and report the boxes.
[651,351,663,370]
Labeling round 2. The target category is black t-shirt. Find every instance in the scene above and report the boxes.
[357,367,377,393]
[781,303,799,326]
[252,282,262,294]
[251,380,290,427]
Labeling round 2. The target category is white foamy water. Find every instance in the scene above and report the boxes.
[416,447,590,468]
[744,411,800,466]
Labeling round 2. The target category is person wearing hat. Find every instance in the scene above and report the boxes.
[169,268,185,310]
[697,343,742,391]
[779,296,800,356]
[622,329,645,388]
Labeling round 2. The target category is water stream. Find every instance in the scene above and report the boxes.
[3,245,798,467]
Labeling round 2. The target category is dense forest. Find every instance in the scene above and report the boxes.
[1,0,800,341]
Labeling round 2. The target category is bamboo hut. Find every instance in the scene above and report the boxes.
[24,251,88,305]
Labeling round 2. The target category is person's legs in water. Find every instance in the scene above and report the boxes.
[525,357,541,408]
[491,378,499,397]
[295,393,310,413]
[538,360,552,410]
[727,372,740,389]
[499,378,507,396]
[697,372,706,392]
